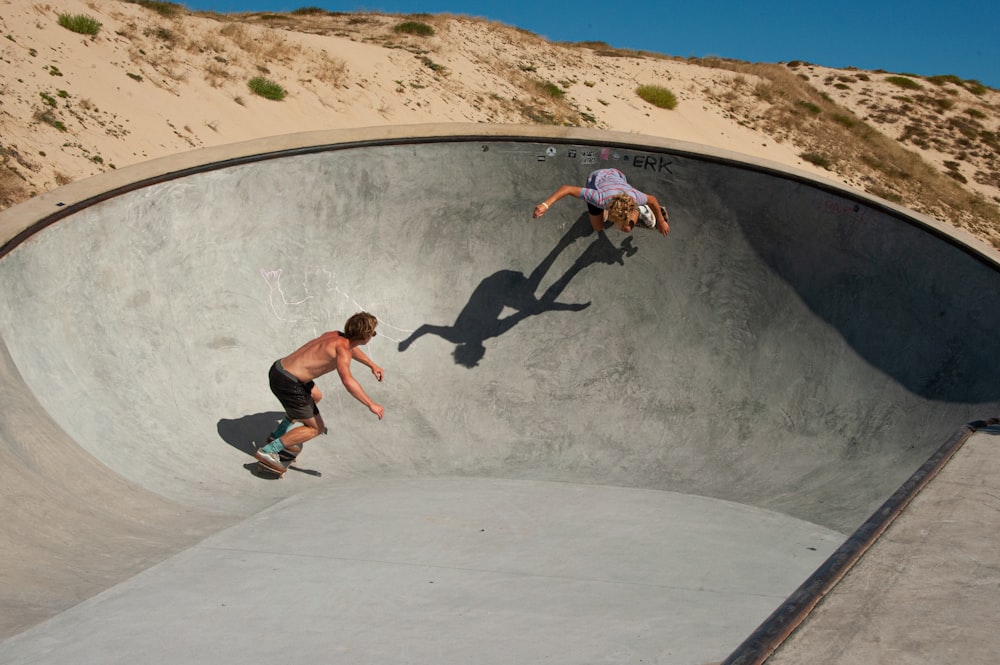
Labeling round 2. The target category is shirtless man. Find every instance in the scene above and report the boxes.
[255,311,384,475]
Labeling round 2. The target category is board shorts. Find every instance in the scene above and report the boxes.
[268,360,320,421]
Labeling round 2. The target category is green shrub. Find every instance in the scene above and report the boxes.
[419,56,447,74]
[126,0,182,17]
[636,84,677,110]
[927,74,963,86]
[36,109,67,131]
[536,80,565,99]
[394,21,434,37]
[962,80,987,95]
[57,13,101,36]
[831,114,857,128]
[924,74,988,95]
[795,100,822,115]
[886,75,922,90]
[248,76,286,101]
[801,152,832,169]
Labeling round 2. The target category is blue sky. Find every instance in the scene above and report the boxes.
[181,1,1000,89]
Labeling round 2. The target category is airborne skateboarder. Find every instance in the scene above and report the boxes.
[533,167,670,236]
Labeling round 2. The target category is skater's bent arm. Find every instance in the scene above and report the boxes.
[352,346,384,381]
[533,185,582,218]
[337,351,384,418]
[646,194,670,236]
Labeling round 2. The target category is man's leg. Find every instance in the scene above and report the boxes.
[275,413,326,457]
[259,369,326,473]
[255,415,324,474]
[263,384,324,453]
[267,417,295,442]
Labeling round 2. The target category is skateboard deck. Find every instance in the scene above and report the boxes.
[253,450,321,478]
[255,460,287,477]
[253,449,294,478]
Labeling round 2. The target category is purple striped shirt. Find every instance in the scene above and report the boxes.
[579,169,648,208]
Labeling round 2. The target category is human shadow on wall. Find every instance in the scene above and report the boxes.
[398,215,636,367]
[217,411,284,455]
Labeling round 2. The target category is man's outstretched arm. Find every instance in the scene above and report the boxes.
[337,349,384,419]
[352,346,384,381]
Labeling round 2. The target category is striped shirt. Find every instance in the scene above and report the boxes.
[579,168,648,209]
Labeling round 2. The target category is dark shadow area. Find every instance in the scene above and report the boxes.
[241,461,323,479]
[730,171,1000,403]
[399,215,637,367]
[975,417,1000,435]
[219,413,324,478]
[217,411,284,456]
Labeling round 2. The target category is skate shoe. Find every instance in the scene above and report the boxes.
[254,449,285,475]
[636,205,656,228]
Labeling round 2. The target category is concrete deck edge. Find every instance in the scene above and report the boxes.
[721,417,1000,665]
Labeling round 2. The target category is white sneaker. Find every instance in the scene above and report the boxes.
[637,205,656,228]
[254,449,285,474]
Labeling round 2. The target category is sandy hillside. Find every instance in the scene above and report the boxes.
[1,0,998,246]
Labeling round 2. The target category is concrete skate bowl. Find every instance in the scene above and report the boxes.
[1,125,999,662]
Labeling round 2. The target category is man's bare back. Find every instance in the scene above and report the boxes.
[281,331,350,383]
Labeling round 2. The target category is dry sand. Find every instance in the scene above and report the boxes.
[1,0,998,245]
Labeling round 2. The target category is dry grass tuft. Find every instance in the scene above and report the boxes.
[1,5,997,247]
[0,165,30,209]
[687,58,1000,243]
[308,52,348,87]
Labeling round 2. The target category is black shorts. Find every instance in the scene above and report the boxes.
[268,360,319,420]
[587,202,603,216]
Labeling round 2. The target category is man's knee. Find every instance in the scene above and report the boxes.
[293,420,323,440]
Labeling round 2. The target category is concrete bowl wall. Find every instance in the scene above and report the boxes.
[1,124,998,635]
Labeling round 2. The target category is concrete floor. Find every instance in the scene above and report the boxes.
[0,125,998,664]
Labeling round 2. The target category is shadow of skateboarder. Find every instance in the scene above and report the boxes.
[399,215,637,367]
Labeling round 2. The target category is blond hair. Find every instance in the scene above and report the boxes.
[343,311,378,341]
[606,193,637,230]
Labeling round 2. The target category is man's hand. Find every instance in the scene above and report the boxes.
[371,364,384,381]
[652,201,670,237]
[370,403,385,420]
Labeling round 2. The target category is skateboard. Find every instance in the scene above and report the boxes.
[253,448,322,478]
[254,449,297,478]
[252,421,325,478]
